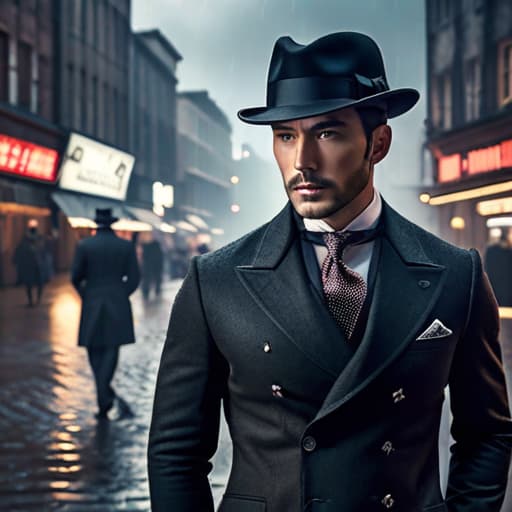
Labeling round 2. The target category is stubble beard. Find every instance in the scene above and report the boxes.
[286,160,372,220]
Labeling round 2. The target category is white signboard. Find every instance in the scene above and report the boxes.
[58,133,135,200]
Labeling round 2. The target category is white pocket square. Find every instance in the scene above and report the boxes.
[416,319,453,341]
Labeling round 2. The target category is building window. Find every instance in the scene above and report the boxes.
[80,69,87,131]
[17,41,32,109]
[30,48,38,113]
[67,64,74,125]
[8,37,17,104]
[464,58,481,121]
[0,32,8,102]
[498,39,512,107]
[92,76,98,134]
[432,71,452,130]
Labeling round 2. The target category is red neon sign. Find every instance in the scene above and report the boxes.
[437,138,512,183]
[0,134,59,182]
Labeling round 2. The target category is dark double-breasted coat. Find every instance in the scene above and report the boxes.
[148,201,512,512]
[71,228,140,348]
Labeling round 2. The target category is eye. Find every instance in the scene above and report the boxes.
[318,130,336,139]
[276,133,294,142]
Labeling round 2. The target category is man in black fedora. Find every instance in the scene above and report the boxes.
[148,32,512,511]
[72,208,140,419]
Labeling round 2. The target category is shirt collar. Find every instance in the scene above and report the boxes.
[303,190,382,233]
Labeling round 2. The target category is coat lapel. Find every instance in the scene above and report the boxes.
[314,202,447,421]
[235,204,349,378]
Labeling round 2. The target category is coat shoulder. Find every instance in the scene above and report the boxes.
[383,201,474,271]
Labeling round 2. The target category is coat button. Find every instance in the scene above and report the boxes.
[302,436,317,452]
[271,384,283,398]
[418,280,431,289]
[381,494,395,508]
[392,388,405,403]
[263,341,272,353]
[381,441,395,455]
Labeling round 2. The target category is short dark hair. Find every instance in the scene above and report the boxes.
[356,107,388,158]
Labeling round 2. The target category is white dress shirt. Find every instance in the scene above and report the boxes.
[303,190,382,284]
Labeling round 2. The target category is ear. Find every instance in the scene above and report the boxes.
[369,125,392,165]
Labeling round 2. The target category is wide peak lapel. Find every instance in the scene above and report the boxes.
[315,205,447,420]
[236,203,349,378]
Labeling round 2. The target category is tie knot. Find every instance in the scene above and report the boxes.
[323,231,356,258]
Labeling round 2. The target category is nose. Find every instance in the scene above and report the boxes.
[294,136,317,172]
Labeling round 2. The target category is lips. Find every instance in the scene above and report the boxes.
[294,183,327,197]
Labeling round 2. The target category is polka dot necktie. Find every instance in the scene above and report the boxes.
[321,231,367,340]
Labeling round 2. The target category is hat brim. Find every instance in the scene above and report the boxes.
[94,217,119,225]
[237,88,419,125]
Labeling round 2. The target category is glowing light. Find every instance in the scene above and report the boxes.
[59,413,77,421]
[428,181,512,205]
[230,204,240,214]
[0,133,59,182]
[450,216,465,230]
[486,217,512,228]
[419,193,430,204]
[49,481,70,490]
[499,307,512,319]
[476,197,512,216]
[65,425,81,433]
[211,228,224,236]
[160,222,177,233]
[230,175,240,184]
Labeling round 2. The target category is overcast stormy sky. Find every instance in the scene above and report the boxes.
[131,0,431,225]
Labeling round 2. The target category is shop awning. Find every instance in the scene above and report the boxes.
[124,206,164,230]
[52,191,154,231]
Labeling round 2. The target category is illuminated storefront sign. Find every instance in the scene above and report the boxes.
[152,181,174,216]
[0,134,59,182]
[58,133,135,200]
[437,138,512,183]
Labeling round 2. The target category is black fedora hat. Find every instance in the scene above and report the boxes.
[94,208,119,226]
[238,32,419,125]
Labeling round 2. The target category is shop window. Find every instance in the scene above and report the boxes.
[498,39,512,107]
[8,37,17,104]
[464,58,481,122]
[0,32,8,102]
[17,41,31,110]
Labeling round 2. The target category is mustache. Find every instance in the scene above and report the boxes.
[286,173,335,190]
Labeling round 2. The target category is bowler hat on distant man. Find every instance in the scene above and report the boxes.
[238,31,419,125]
[94,208,119,226]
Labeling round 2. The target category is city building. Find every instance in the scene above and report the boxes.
[423,0,512,253]
[0,0,64,286]
[130,29,181,214]
[176,90,233,243]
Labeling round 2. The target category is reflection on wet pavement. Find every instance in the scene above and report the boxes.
[0,275,232,511]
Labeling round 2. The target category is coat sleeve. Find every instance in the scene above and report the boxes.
[71,242,86,293]
[148,257,228,511]
[124,242,140,295]
[446,249,512,511]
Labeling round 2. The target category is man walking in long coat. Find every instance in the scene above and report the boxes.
[72,208,140,419]
[148,32,512,511]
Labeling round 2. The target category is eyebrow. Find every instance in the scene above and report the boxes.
[271,119,347,132]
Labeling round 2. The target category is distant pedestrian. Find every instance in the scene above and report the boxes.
[485,227,512,307]
[12,219,46,307]
[71,208,140,420]
[141,236,164,300]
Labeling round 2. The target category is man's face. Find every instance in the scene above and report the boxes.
[272,107,373,223]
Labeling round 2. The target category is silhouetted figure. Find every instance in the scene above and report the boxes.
[12,219,45,306]
[141,238,164,300]
[485,228,512,307]
[71,208,140,420]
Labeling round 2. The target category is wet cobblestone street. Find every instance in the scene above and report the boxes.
[0,275,231,511]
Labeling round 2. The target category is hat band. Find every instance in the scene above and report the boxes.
[267,74,388,107]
